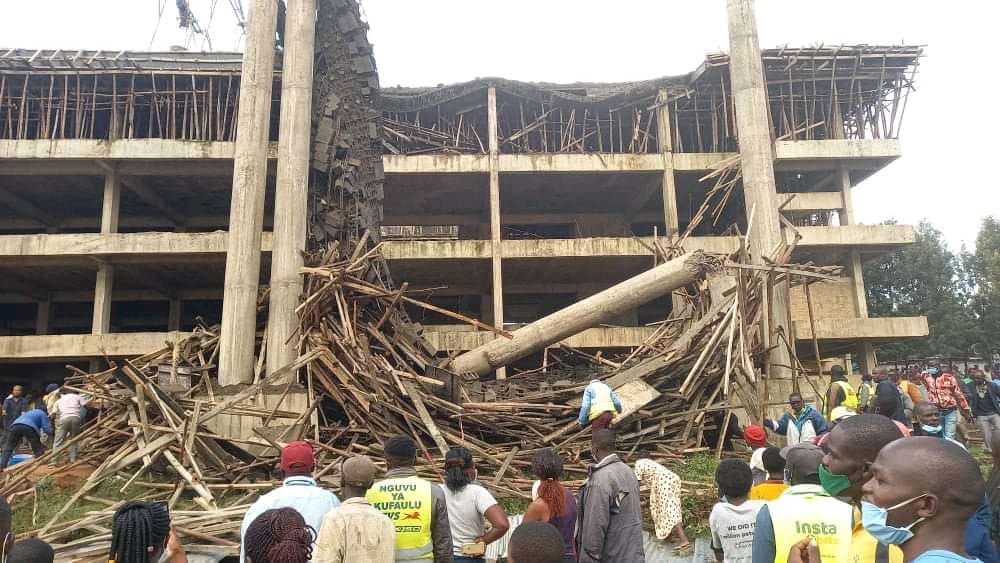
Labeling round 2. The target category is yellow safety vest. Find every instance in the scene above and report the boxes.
[770,485,852,563]
[835,380,859,410]
[366,475,434,560]
[587,382,617,421]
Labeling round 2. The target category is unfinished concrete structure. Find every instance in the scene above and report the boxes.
[0,43,927,381]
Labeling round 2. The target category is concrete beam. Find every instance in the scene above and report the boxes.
[381,228,914,262]
[0,232,274,259]
[774,139,901,162]
[793,225,915,249]
[0,332,193,362]
[381,239,491,260]
[498,153,664,173]
[383,154,489,174]
[793,316,928,341]
[778,192,844,213]
[672,152,738,171]
[0,139,278,160]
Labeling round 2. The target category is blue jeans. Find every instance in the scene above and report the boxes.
[454,557,484,563]
[942,408,959,440]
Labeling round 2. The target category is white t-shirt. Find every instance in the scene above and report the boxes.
[54,394,82,419]
[439,483,498,556]
[709,500,764,563]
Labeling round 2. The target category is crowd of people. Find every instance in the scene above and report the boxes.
[0,366,995,562]
[705,363,1000,563]
[0,382,87,470]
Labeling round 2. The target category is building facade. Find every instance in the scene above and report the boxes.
[0,46,927,381]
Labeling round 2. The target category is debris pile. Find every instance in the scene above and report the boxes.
[0,227,840,559]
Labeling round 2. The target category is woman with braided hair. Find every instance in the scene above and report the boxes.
[440,447,509,562]
[244,507,314,563]
[109,501,186,563]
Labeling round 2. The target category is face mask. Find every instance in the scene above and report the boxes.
[861,494,928,545]
[921,424,942,435]
[819,463,853,496]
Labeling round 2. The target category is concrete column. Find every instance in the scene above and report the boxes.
[838,164,876,372]
[168,299,182,331]
[219,0,279,386]
[267,0,316,378]
[101,165,121,234]
[487,86,506,379]
[727,0,791,379]
[92,263,113,334]
[480,293,493,325]
[92,167,120,335]
[450,251,712,377]
[655,89,679,235]
[35,299,51,335]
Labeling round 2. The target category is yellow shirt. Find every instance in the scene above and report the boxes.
[750,481,789,501]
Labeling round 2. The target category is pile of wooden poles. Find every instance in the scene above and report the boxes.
[1,228,842,558]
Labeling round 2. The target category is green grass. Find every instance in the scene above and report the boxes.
[498,496,530,515]
[12,474,214,535]
[668,453,719,537]
[12,475,143,534]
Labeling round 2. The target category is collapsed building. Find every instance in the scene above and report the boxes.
[0,0,937,556]
[0,42,926,381]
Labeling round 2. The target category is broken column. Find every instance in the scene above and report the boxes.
[449,251,718,377]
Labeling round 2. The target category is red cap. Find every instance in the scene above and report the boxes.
[743,424,767,448]
[280,441,315,474]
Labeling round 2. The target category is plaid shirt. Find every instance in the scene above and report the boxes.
[922,372,970,411]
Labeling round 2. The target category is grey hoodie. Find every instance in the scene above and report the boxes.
[576,454,645,563]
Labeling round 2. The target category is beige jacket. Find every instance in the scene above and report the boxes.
[313,496,396,563]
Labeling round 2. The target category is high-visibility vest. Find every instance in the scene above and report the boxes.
[366,475,434,560]
[587,382,617,421]
[770,485,852,563]
[835,380,859,410]
[857,382,875,408]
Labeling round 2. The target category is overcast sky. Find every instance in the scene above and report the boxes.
[5,1,997,250]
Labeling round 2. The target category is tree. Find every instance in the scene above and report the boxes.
[968,216,1000,358]
[864,220,973,360]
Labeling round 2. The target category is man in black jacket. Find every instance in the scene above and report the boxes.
[964,368,1000,453]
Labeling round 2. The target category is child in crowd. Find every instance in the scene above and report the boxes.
[749,447,788,501]
[710,459,763,563]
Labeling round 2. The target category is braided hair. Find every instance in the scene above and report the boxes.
[244,508,314,563]
[109,501,171,563]
[532,448,567,518]
[444,447,473,493]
